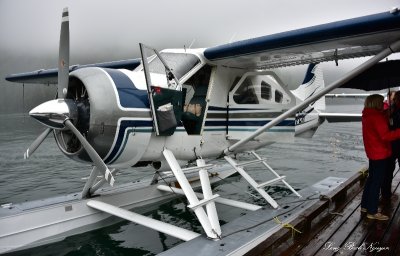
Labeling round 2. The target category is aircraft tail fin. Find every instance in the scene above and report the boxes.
[291,63,326,110]
[291,63,326,138]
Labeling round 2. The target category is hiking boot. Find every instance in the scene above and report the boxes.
[366,213,389,221]
[382,194,398,201]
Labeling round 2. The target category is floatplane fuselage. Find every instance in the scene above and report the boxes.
[33,48,324,170]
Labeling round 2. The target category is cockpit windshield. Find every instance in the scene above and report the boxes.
[147,53,200,80]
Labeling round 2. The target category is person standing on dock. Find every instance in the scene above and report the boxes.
[361,94,400,221]
[383,90,396,111]
[384,90,396,127]
[384,91,400,201]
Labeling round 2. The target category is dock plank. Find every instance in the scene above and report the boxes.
[353,170,400,256]
[296,189,363,256]
[379,206,400,255]
[316,204,370,256]
[247,173,365,256]
[160,168,400,256]
[293,169,400,256]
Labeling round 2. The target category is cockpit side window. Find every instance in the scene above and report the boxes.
[233,77,259,104]
[230,77,241,92]
[275,90,283,103]
[261,81,271,100]
[147,53,200,80]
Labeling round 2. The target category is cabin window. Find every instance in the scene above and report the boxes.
[230,77,241,92]
[275,90,283,103]
[233,77,259,104]
[148,53,200,80]
[261,81,271,100]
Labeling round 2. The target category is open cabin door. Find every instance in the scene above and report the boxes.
[139,43,184,136]
[152,86,184,136]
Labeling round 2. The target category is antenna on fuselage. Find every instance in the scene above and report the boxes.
[229,33,237,43]
[188,38,196,49]
[184,39,196,53]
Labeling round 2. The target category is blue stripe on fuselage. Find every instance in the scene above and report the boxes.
[104,120,153,164]
[205,120,295,127]
[105,117,294,164]
[104,103,295,164]
[104,68,149,109]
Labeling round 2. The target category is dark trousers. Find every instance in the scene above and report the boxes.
[382,156,396,199]
[361,158,388,214]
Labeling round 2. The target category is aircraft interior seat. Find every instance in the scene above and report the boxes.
[181,85,208,134]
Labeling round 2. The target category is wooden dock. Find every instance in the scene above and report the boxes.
[247,168,400,256]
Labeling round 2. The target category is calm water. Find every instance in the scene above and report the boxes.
[0,105,366,256]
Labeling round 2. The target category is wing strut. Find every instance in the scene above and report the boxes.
[224,40,400,154]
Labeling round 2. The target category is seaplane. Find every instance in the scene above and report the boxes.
[2,7,400,254]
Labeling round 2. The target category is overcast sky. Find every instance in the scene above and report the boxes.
[0,0,399,113]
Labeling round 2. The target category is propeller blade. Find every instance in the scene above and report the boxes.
[24,128,52,159]
[58,7,70,99]
[64,120,115,186]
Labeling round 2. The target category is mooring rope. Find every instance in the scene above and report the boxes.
[359,168,368,178]
[273,216,302,238]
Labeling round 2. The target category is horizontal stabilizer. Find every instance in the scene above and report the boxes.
[319,112,361,122]
[325,93,371,98]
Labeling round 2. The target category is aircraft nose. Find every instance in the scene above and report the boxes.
[29,99,78,129]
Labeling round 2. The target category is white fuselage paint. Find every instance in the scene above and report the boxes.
[68,48,323,168]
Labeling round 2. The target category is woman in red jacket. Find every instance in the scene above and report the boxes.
[361,94,400,220]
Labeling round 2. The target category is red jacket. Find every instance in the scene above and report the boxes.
[362,108,400,160]
[384,101,390,110]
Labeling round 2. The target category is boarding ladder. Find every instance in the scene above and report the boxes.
[224,151,301,209]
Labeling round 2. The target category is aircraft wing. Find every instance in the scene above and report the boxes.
[203,10,400,73]
[6,10,400,88]
[5,59,141,84]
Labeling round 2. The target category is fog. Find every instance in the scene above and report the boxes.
[0,0,398,113]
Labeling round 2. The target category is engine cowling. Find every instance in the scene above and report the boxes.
[55,67,153,168]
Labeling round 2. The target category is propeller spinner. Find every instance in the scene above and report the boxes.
[29,99,78,129]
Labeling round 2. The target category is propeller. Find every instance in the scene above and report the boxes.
[24,7,115,187]
[24,128,52,159]
[58,7,69,98]
[64,120,115,186]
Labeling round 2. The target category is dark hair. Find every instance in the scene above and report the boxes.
[364,94,384,110]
